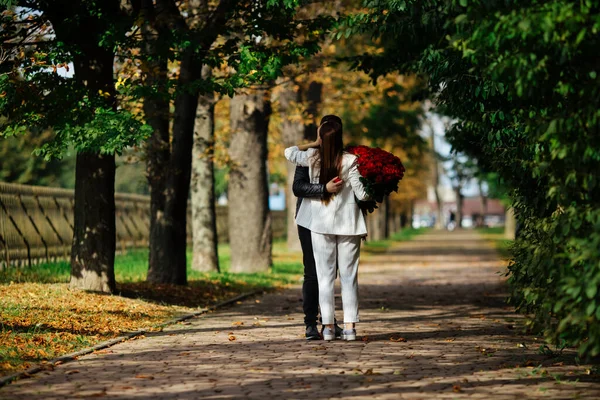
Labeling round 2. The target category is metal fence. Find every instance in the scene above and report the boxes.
[0,182,285,268]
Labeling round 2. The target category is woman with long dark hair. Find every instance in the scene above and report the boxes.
[284,118,369,340]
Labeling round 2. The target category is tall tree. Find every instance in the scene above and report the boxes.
[133,0,330,282]
[228,89,273,272]
[191,65,219,272]
[0,1,148,293]
[277,79,304,251]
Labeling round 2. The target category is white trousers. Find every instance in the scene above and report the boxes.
[311,232,361,325]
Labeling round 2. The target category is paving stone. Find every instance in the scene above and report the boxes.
[1,230,600,399]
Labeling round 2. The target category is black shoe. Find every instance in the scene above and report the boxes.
[320,323,343,339]
[306,325,321,341]
[334,323,343,339]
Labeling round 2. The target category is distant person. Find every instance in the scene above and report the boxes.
[448,210,456,231]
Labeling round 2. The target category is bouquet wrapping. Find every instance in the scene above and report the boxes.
[346,145,405,213]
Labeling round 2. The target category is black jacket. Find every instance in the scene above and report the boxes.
[292,166,325,217]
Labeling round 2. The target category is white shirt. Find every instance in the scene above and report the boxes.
[284,146,369,236]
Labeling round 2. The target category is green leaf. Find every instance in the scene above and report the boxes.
[586,284,597,300]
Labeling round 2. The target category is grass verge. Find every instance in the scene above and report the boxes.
[476,226,513,260]
[0,242,303,377]
[362,228,427,258]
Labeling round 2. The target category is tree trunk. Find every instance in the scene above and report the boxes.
[144,0,232,284]
[505,207,516,240]
[191,65,219,272]
[388,210,396,235]
[430,123,444,229]
[455,186,464,229]
[409,199,415,229]
[303,81,323,140]
[147,51,199,285]
[66,16,118,293]
[400,213,408,228]
[478,179,488,227]
[140,0,173,284]
[70,153,116,292]
[278,79,304,251]
[380,196,390,239]
[139,0,189,285]
[369,208,384,241]
[228,90,273,273]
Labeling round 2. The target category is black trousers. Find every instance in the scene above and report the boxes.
[298,225,319,326]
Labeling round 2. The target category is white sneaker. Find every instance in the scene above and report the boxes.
[341,329,356,341]
[322,327,335,341]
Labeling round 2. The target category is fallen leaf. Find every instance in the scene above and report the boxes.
[232,321,244,326]
[453,385,462,393]
[363,368,380,375]
[135,374,154,380]
[390,336,407,342]
[228,335,236,341]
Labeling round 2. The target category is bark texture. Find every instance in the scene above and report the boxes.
[142,0,233,284]
[50,2,120,293]
[505,207,516,240]
[478,179,488,227]
[70,153,116,292]
[455,186,464,229]
[191,66,219,272]
[430,126,444,230]
[278,80,304,251]
[228,90,273,273]
[139,0,174,284]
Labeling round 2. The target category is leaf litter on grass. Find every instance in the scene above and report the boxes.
[0,282,187,376]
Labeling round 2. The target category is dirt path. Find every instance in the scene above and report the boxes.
[2,230,599,399]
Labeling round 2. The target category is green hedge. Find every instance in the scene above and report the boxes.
[347,0,600,357]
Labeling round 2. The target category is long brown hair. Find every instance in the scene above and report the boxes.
[318,120,344,204]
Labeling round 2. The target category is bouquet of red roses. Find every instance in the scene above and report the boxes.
[346,145,405,213]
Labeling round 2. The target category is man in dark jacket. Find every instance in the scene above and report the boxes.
[293,114,344,340]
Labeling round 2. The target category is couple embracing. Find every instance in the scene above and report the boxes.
[285,115,369,341]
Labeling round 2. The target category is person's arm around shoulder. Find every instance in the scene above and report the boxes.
[293,166,343,198]
[348,155,369,201]
[284,137,322,166]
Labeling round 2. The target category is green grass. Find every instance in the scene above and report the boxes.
[0,241,304,376]
[362,228,427,255]
[476,226,513,259]
[0,241,303,288]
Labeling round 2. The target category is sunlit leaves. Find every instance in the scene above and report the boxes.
[351,0,600,358]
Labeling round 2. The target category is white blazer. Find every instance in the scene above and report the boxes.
[284,146,369,236]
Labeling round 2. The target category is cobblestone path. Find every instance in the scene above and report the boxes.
[2,230,599,399]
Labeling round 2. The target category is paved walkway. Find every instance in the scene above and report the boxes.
[2,230,599,399]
